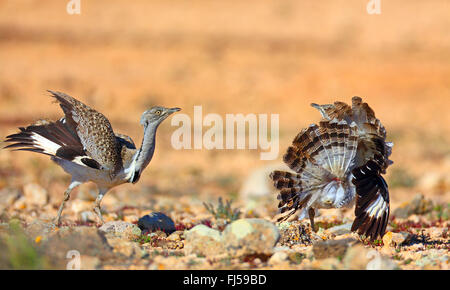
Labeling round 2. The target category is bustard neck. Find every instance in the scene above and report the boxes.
[129,122,159,183]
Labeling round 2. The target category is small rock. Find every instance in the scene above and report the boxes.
[107,237,141,258]
[393,194,434,218]
[138,212,176,234]
[312,238,356,259]
[99,221,141,240]
[382,231,413,247]
[23,183,48,207]
[222,218,280,257]
[268,251,289,265]
[167,232,182,242]
[327,222,352,236]
[343,244,398,270]
[184,224,223,257]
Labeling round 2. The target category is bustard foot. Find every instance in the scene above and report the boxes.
[93,191,107,225]
[93,206,105,225]
[308,208,317,232]
[52,217,61,227]
[54,181,81,227]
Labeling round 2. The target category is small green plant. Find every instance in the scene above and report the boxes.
[1,219,48,269]
[433,203,449,220]
[203,197,241,223]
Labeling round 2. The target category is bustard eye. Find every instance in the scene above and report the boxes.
[155,110,161,115]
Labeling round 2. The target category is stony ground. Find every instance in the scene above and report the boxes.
[0,1,449,270]
[0,183,448,270]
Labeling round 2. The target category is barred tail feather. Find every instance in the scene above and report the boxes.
[3,120,102,170]
[270,170,313,222]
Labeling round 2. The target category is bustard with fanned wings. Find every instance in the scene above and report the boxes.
[3,91,180,225]
[270,97,393,240]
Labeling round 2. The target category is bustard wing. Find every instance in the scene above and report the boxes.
[351,154,390,241]
[48,90,123,177]
[115,133,137,169]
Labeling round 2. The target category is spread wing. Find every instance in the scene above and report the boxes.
[48,90,122,177]
[351,155,390,241]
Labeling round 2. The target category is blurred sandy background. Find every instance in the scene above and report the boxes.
[0,0,449,212]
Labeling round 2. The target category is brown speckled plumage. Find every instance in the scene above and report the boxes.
[48,90,123,177]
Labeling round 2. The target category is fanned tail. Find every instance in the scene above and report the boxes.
[271,119,359,222]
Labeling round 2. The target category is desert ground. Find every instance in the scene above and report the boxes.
[0,0,448,270]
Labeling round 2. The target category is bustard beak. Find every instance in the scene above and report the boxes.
[168,107,181,114]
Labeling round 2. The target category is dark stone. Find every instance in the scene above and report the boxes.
[137,212,176,234]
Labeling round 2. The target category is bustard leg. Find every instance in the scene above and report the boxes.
[308,208,316,232]
[93,188,109,224]
[54,181,82,226]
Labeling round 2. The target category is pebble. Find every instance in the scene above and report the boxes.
[222,218,280,257]
[167,232,182,242]
[99,221,142,240]
[312,238,356,259]
[138,212,176,234]
[343,244,398,270]
[268,251,289,265]
[184,224,223,257]
[382,231,413,248]
[327,222,352,236]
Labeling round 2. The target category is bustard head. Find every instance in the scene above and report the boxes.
[140,106,181,127]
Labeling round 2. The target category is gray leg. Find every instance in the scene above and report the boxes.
[54,181,82,225]
[308,208,316,232]
[93,188,109,225]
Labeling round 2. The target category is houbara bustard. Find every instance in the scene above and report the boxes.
[270,97,393,240]
[3,91,180,225]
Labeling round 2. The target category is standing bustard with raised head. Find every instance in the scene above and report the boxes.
[3,90,181,225]
[270,97,393,241]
